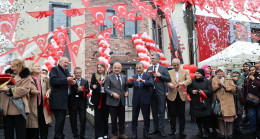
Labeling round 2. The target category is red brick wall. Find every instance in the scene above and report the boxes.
[84,0,150,79]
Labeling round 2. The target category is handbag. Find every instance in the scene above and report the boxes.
[211,94,222,116]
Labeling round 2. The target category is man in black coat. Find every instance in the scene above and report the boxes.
[68,67,89,139]
[147,53,171,137]
[49,57,76,139]
[128,62,154,139]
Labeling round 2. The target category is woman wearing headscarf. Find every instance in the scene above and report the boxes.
[212,67,236,138]
[0,59,31,139]
[230,68,244,134]
[90,62,109,139]
[26,63,53,139]
[188,69,213,138]
[243,66,260,136]
[201,64,217,134]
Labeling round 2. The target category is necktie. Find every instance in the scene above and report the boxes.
[153,65,157,71]
[138,74,142,87]
[77,79,80,86]
[117,75,121,89]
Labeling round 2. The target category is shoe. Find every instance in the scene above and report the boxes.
[169,131,177,136]
[112,136,118,139]
[143,133,150,139]
[217,134,225,138]
[158,130,166,137]
[97,137,104,139]
[212,128,218,135]
[119,134,128,139]
[132,133,137,139]
[179,131,186,137]
[202,128,209,138]
[227,135,233,139]
[103,135,108,139]
[196,128,202,136]
[149,130,159,135]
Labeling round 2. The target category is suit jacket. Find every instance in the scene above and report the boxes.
[128,73,154,105]
[70,78,89,100]
[49,65,70,110]
[147,65,171,96]
[167,69,192,101]
[104,73,128,106]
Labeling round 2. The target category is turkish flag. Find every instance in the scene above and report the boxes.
[71,23,86,39]
[196,15,230,62]
[33,33,48,52]
[112,4,128,19]
[27,10,54,19]
[135,2,147,14]
[142,5,151,18]
[99,27,112,43]
[52,28,69,46]
[135,15,143,21]
[12,38,30,57]
[108,14,120,26]
[88,6,107,30]
[127,10,137,23]
[84,33,97,38]
[62,8,85,17]
[0,13,20,41]
[150,7,157,19]
[81,0,91,8]
[68,39,82,57]
[160,6,172,17]
[115,21,126,36]
[233,0,246,13]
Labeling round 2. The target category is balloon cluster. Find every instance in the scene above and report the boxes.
[131,34,151,69]
[183,64,197,79]
[140,32,171,67]
[97,35,111,71]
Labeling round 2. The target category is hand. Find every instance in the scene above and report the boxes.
[112,93,120,99]
[31,90,40,94]
[45,92,50,98]
[0,86,9,93]
[71,80,76,85]
[168,83,176,89]
[67,77,73,82]
[147,70,153,74]
[166,93,169,96]
[249,75,255,80]
[154,72,161,77]
[136,78,144,82]
[125,91,129,97]
[93,85,97,89]
[178,82,184,86]
[77,86,83,92]
[192,90,197,94]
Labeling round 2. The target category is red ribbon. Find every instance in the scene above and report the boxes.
[98,80,103,85]
[181,85,191,101]
[68,76,74,87]
[44,96,50,116]
[82,86,86,98]
[128,78,136,82]
[153,70,159,82]
[199,90,207,102]
[98,93,102,109]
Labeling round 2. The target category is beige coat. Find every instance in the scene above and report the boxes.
[212,76,236,117]
[0,72,31,116]
[167,69,192,101]
[26,74,53,128]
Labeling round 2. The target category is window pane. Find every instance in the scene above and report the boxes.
[53,7,68,30]
[124,21,136,36]
[103,11,115,35]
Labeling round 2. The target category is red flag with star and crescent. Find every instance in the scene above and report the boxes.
[88,6,107,30]
[112,4,128,19]
[115,21,126,36]
[81,0,91,9]
[99,27,113,43]
[71,23,86,39]
[195,15,230,62]
[0,13,20,41]
[108,14,120,26]
[12,38,30,57]
[68,39,82,57]
[27,10,54,19]
[127,10,137,22]
[33,33,49,52]
[62,8,85,17]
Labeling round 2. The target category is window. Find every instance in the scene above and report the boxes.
[123,21,138,37]
[99,10,117,36]
[50,2,71,70]
[152,20,162,50]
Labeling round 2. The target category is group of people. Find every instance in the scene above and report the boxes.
[0,54,259,139]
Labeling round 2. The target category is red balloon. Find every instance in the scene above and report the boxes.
[189,64,197,73]
[189,73,195,79]
[47,65,52,71]
[45,62,51,67]
[183,64,190,70]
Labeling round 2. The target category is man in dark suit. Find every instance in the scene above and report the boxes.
[147,53,171,137]
[128,62,154,139]
[104,62,129,139]
[49,57,76,139]
[68,67,89,139]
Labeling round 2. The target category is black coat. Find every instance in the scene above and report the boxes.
[69,78,89,108]
[49,65,70,110]
[128,73,154,105]
[187,77,213,117]
[90,73,104,106]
